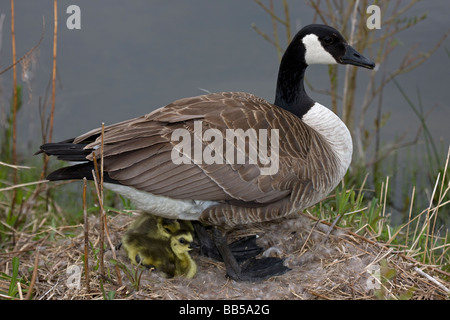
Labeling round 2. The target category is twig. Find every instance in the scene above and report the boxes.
[24,249,40,300]
[253,0,287,25]
[91,159,104,276]
[413,267,450,293]
[82,178,90,293]
[91,125,123,286]
[269,0,282,61]
[433,146,450,236]
[306,0,329,25]
[422,171,441,264]
[407,181,446,258]
[9,0,19,219]
[100,123,104,198]
[282,0,291,42]
[0,17,45,76]
[10,0,18,175]
[16,282,23,300]
[321,215,342,244]
[341,0,359,125]
[0,14,5,55]
[0,161,33,169]
[380,176,389,235]
[47,0,58,144]
[41,1,58,180]
[251,24,278,48]
[298,220,319,253]
[405,186,415,248]
[0,180,49,192]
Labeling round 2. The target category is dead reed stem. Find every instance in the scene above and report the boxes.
[269,0,281,62]
[91,158,104,276]
[91,124,122,286]
[281,0,291,42]
[40,1,58,181]
[24,249,39,299]
[9,0,17,177]
[342,0,359,124]
[0,179,48,192]
[48,0,58,143]
[9,0,18,223]
[83,178,90,293]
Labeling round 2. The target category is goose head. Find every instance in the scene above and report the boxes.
[275,24,375,117]
[299,24,375,69]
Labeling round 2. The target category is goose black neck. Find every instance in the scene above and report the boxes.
[274,43,314,119]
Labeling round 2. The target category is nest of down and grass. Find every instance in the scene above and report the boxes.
[1,201,448,300]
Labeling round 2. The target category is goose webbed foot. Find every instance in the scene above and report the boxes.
[212,228,290,282]
[227,235,264,262]
[192,222,263,262]
[239,256,291,280]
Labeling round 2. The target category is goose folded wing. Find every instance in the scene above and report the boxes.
[78,92,313,205]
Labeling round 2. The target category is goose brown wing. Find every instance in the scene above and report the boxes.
[77,92,313,204]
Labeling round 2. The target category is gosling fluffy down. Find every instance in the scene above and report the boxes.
[121,213,197,278]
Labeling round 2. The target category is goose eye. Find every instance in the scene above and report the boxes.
[322,36,334,45]
[179,238,186,244]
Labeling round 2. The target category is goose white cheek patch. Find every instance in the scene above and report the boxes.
[302,34,337,65]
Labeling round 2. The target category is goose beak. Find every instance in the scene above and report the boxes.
[341,45,375,69]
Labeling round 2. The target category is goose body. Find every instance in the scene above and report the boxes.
[85,92,352,227]
[45,92,351,227]
[40,24,374,280]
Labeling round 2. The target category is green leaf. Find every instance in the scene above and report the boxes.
[8,256,20,297]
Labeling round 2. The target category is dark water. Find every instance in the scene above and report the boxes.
[1,1,449,225]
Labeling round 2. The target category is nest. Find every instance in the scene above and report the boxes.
[1,212,448,300]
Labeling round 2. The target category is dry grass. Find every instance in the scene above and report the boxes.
[3,151,448,300]
[1,210,448,300]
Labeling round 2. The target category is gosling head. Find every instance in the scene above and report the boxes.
[158,217,181,238]
[170,231,195,255]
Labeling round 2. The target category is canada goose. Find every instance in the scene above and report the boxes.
[120,212,258,276]
[122,231,175,272]
[120,212,183,266]
[121,215,197,278]
[124,212,183,240]
[38,24,375,281]
[170,231,197,278]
